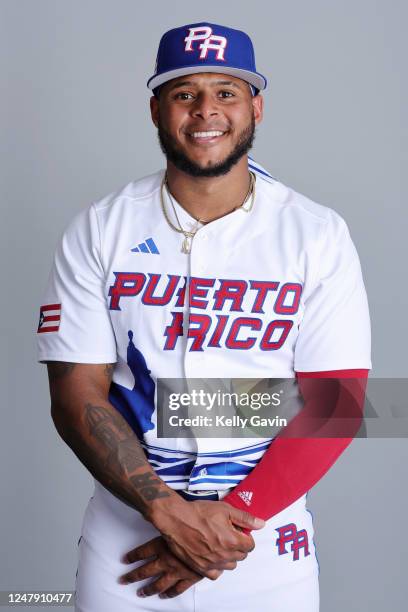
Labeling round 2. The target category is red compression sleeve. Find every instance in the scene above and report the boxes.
[224,369,368,523]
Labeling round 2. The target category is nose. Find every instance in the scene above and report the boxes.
[191,92,219,120]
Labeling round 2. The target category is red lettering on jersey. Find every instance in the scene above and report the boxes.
[189,277,216,309]
[225,317,262,349]
[213,279,247,311]
[274,283,302,315]
[249,280,279,313]
[188,314,211,351]
[208,315,229,347]
[142,274,180,306]
[164,312,184,350]
[109,273,146,310]
[260,320,293,350]
[175,277,187,307]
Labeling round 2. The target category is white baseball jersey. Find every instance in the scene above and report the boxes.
[37,158,371,491]
[37,159,370,611]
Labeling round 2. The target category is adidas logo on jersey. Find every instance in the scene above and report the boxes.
[131,237,159,254]
[238,490,253,506]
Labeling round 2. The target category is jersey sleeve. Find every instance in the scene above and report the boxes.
[36,204,117,364]
[294,212,371,372]
[224,369,368,524]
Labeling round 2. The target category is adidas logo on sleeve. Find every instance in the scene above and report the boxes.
[238,490,253,506]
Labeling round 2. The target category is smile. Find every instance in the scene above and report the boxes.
[186,130,228,144]
[191,130,225,138]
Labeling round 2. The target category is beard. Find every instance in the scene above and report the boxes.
[157,114,256,178]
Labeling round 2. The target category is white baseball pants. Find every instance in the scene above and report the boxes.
[74,481,319,612]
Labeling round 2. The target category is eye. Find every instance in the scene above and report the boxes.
[174,92,194,100]
[218,91,235,98]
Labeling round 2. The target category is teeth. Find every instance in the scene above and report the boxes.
[191,131,224,138]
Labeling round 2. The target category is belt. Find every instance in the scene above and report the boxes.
[177,489,232,502]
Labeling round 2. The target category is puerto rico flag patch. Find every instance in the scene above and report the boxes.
[37,303,61,333]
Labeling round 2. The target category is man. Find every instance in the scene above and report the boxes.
[37,22,371,611]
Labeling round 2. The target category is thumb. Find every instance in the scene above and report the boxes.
[229,507,265,530]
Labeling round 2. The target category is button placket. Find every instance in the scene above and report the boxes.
[183,232,211,379]
[190,230,210,275]
[182,241,209,462]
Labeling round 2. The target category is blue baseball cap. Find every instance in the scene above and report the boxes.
[147,22,267,94]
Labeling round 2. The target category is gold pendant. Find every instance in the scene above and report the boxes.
[182,236,191,254]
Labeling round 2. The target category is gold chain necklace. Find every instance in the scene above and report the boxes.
[160,171,256,254]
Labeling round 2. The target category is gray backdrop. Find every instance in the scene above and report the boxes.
[2,0,407,610]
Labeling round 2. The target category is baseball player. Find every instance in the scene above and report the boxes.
[37,22,371,612]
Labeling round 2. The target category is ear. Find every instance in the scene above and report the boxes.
[252,93,264,126]
[150,96,159,128]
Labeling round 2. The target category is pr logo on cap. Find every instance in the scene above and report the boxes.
[147,22,267,93]
[184,26,227,61]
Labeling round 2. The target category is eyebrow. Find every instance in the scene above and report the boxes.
[169,79,241,91]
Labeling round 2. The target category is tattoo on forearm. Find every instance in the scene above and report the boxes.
[116,438,148,473]
[130,471,170,501]
[83,402,170,507]
[85,403,127,451]
[47,362,76,381]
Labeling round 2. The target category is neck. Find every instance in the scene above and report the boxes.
[165,157,252,223]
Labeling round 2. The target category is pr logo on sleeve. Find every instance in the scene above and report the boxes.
[37,303,61,333]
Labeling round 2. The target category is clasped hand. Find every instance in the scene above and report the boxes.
[119,499,265,599]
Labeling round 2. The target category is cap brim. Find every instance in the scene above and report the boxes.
[147,64,267,91]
